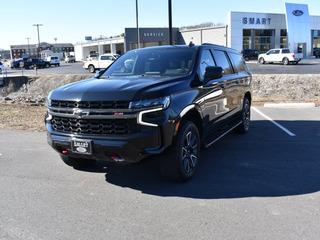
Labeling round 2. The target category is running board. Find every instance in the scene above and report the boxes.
[204,121,242,148]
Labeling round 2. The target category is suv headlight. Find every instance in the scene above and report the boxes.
[130,96,170,127]
[129,96,170,110]
[46,99,52,107]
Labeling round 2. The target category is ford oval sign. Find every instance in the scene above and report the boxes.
[293,10,304,16]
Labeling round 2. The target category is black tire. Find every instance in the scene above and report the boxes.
[259,57,265,64]
[234,97,251,134]
[45,63,50,68]
[293,61,298,65]
[28,65,33,70]
[245,56,250,61]
[88,65,96,73]
[57,64,60,67]
[160,120,201,182]
[283,57,289,65]
[60,155,96,168]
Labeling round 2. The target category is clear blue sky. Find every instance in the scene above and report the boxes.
[0,0,319,49]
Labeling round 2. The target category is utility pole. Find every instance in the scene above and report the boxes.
[136,0,140,49]
[32,24,43,58]
[168,0,173,45]
[25,37,31,57]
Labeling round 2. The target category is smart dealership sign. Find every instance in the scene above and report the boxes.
[242,17,272,25]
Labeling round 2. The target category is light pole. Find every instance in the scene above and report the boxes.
[25,37,31,57]
[33,24,43,58]
[136,0,140,49]
[168,0,173,45]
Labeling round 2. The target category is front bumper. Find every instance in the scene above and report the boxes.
[46,124,165,164]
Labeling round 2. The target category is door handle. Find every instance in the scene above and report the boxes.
[201,82,218,88]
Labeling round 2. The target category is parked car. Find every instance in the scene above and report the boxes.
[0,61,3,73]
[47,56,60,66]
[46,43,252,182]
[86,53,99,61]
[65,55,75,63]
[22,59,51,69]
[241,49,260,61]
[313,48,320,58]
[10,58,29,69]
[258,48,302,65]
[83,53,120,73]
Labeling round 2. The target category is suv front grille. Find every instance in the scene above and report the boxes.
[51,100,129,109]
[51,116,140,135]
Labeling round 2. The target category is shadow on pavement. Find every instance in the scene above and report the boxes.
[76,120,320,199]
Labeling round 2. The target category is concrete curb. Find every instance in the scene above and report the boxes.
[264,103,316,108]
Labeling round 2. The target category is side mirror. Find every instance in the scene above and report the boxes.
[204,66,223,82]
[95,70,102,78]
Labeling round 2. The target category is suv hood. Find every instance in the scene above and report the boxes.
[49,76,190,101]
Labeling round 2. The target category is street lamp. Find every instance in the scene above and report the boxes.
[25,37,31,57]
[168,0,173,45]
[136,0,140,49]
[33,24,43,58]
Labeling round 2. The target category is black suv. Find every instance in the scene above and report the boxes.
[23,58,50,69]
[241,49,260,61]
[46,44,252,181]
[313,48,320,58]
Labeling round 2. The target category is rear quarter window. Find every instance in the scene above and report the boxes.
[229,53,248,73]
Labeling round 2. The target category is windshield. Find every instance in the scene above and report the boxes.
[101,47,196,77]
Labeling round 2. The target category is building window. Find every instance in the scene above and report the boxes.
[254,30,273,52]
[243,29,274,52]
[280,29,287,48]
[313,30,320,50]
[243,29,251,50]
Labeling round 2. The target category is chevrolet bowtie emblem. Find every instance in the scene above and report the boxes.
[73,109,89,118]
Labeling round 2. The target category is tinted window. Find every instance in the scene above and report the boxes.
[212,50,232,75]
[274,50,280,54]
[229,53,247,73]
[282,49,290,53]
[199,49,215,81]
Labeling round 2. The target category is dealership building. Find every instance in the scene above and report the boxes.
[75,3,319,60]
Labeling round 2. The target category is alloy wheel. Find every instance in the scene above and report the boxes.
[182,131,199,173]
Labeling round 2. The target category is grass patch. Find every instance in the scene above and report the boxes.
[0,102,46,132]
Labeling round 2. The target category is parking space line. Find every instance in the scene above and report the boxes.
[252,107,296,137]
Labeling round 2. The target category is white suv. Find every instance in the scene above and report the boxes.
[65,55,75,63]
[47,56,60,67]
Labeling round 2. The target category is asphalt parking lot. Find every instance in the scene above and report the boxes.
[0,106,319,239]
[1,61,91,76]
[2,58,320,77]
[247,58,320,74]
